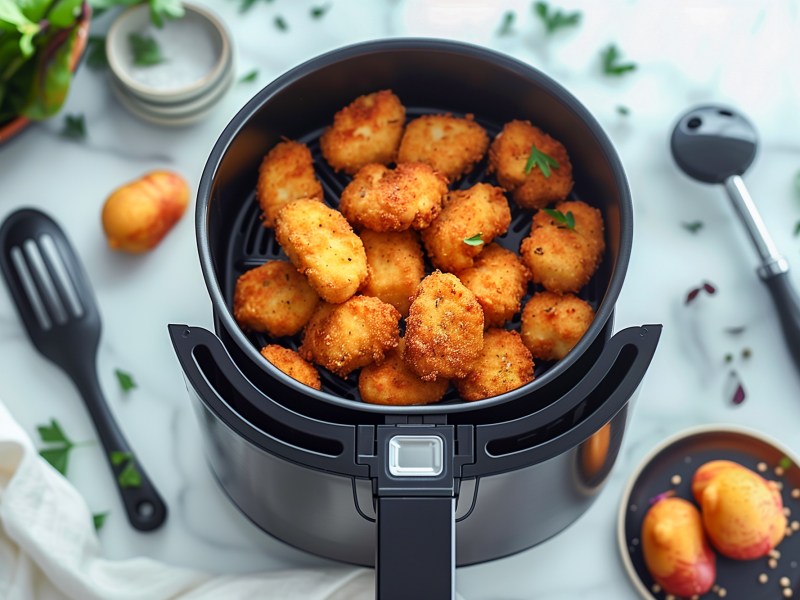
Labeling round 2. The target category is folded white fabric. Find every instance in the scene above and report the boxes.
[0,401,374,600]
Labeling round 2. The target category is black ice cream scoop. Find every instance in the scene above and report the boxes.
[671,105,800,372]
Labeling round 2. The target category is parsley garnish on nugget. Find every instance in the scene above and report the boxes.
[524,145,560,177]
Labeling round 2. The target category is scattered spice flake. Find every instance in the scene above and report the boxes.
[779,456,793,470]
[648,489,675,505]
[685,281,717,304]
[60,114,86,140]
[274,15,288,31]
[703,282,716,294]
[497,10,515,36]
[601,44,637,76]
[682,220,704,233]
[616,105,630,116]
[310,4,331,19]
[728,371,746,405]
[724,353,733,363]
[725,325,747,335]
[741,347,752,359]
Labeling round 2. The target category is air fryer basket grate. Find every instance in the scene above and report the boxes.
[223,108,604,404]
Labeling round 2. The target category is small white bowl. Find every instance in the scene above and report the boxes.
[106,2,231,105]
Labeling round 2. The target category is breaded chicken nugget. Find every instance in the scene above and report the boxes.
[320,90,405,174]
[260,344,321,390]
[404,271,484,381]
[520,291,594,361]
[519,199,605,293]
[456,244,530,328]
[274,199,368,304]
[397,114,489,182]
[339,163,447,232]
[233,261,319,336]
[359,338,449,405]
[488,120,573,209]
[421,183,511,273]
[360,229,425,317]
[455,329,534,401]
[257,140,323,228]
[300,296,400,377]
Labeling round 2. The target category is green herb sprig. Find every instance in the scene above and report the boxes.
[524,145,560,177]
[497,11,515,36]
[310,3,330,19]
[110,451,142,488]
[542,209,575,230]
[128,33,165,67]
[60,113,86,140]
[93,511,109,531]
[533,2,581,35]
[115,369,137,392]
[601,44,637,76]
[616,105,630,116]
[463,233,484,246]
[239,69,258,83]
[274,15,287,30]
[37,419,93,476]
[682,221,704,234]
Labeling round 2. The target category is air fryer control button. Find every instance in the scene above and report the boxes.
[388,435,444,477]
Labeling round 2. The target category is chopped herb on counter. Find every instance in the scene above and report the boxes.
[524,145,559,177]
[310,4,331,19]
[616,105,630,116]
[682,221,704,233]
[129,33,165,67]
[239,69,259,83]
[601,44,637,76]
[685,281,716,304]
[37,419,93,476]
[724,353,733,364]
[497,11,515,36]
[111,451,142,488]
[93,512,109,531]
[543,209,576,230]
[725,325,747,335]
[115,369,137,392]
[86,36,108,70]
[533,2,581,34]
[741,347,752,359]
[60,114,87,140]
[794,221,800,237]
[463,233,484,246]
[274,15,288,31]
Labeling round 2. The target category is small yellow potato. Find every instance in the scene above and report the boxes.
[102,170,189,253]
[520,291,594,361]
[256,140,323,228]
[488,120,573,209]
[454,328,534,401]
[359,229,425,317]
[260,344,321,390]
[274,199,368,304]
[397,114,489,181]
[233,261,320,337]
[320,90,406,174]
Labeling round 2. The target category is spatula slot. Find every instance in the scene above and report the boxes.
[23,238,68,326]
[40,234,84,319]
[10,245,52,331]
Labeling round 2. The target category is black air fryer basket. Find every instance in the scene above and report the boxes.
[170,39,661,600]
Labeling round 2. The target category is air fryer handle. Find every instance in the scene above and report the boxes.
[762,270,800,371]
[377,496,455,600]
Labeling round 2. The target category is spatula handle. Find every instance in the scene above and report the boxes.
[762,271,800,372]
[73,367,168,531]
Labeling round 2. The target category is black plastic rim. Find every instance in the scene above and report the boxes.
[196,38,633,415]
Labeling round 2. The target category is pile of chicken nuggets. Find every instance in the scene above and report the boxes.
[232,89,605,405]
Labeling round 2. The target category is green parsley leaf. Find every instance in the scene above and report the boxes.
[37,418,71,445]
[110,450,132,466]
[274,15,288,31]
[118,460,142,487]
[115,369,136,392]
[40,447,71,475]
[497,11,515,36]
[779,456,792,470]
[533,2,581,35]
[86,36,108,70]
[601,44,637,76]
[524,145,560,177]
[616,105,630,116]
[148,0,185,28]
[543,208,576,230]
[794,221,800,237]
[310,4,330,19]
[682,221,704,234]
[237,0,273,12]
[239,69,258,83]
[37,419,74,475]
[93,512,109,531]
[129,33,165,67]
[60,114,86,140]
[463,233,484,246]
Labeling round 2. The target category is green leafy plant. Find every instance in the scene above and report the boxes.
[463,233,483,246]
[542,208,575,230]
[601,44,637,76]
[110,450,142,487]
[524,145,559,177]
[533,2,581,34]
[36,418,93,475]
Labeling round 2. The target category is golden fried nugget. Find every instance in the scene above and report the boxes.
[520,291,594,361]
[260,344,321,390]
[299,296,400,377]
[421,183,511,273]
[455,329,534,401]
[339,163,447,232]
[359,338,449,405]
[257,140,323,228]
[488,120,573,209]
[320,90,406,174]
[233,261,319,336]
[274,199,368,304]
[397,114,489,182]
[404,271,484,381]
[359,229,425,317]
[519,199,605,293]
[456,244,530,328]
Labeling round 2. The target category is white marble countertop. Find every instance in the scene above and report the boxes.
[1,1,799,598]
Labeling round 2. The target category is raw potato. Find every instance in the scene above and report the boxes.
[520,291,594,361]
[102,170,189,253]
[488,119,573,209]
[454,328,534,401]
[358,337,449,406]
[359,229,425,317]
[274,199,368,304]
[404,271,484,381]
[692,460,787,559]
[233,261,320,337]
[257,140,323,228]
[642,497,716,598]
[260,344,321,390]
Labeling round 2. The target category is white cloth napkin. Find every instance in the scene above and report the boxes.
[0,400,376,600]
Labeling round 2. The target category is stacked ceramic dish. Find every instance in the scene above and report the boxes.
[106,3,233,126]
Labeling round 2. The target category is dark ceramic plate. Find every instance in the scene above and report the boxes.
[618,426,800,600]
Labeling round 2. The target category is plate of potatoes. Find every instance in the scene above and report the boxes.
[618,425,800,600]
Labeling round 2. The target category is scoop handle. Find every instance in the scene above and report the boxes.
[762,271,800,370]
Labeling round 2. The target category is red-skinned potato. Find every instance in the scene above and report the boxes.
[642,497,716,598]
[102,171,189,253]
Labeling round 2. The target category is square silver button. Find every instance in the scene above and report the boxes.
[388,435,444,477]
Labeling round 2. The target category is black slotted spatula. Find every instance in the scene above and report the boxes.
[0,208,167,531]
